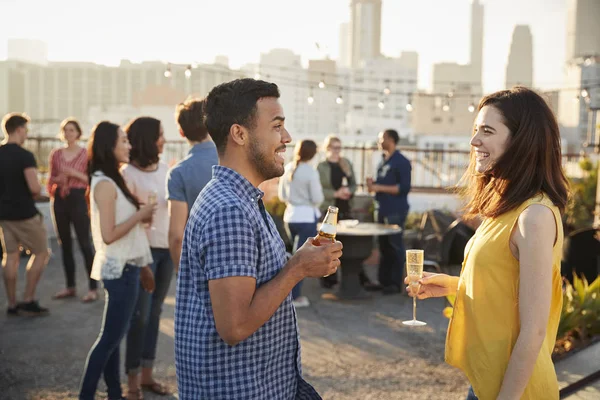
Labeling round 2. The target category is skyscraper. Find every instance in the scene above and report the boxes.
[339,22,351,69]
[566,0,600,62]
[505,25,533,88]
[470,0,484,84]
[350,0,382,68]
[432,0,484,94]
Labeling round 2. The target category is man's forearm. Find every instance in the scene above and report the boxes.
[374,184,400,195]
[169,235,183,272]
[219,259,304,346]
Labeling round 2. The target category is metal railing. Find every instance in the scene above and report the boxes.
[24,137,586,193]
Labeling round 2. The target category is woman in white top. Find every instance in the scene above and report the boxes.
[79,121,155,400]
[121,117,172,397]
[278,140,324,308]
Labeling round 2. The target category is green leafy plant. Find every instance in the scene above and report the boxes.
[554,274,600,357]
[565,158,597,231]
[264,196,286,219]
[404,211,424,231]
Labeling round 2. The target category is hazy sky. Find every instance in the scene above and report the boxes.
[0,0,567,92]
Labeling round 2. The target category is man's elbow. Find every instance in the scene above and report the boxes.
[217,325,248,347]
[168,232,184,249]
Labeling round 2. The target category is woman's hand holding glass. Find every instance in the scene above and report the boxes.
[404,272,459,300]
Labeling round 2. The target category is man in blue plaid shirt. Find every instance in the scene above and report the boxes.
[175,78,343,399]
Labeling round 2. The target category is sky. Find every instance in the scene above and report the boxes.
[0,0,568,93]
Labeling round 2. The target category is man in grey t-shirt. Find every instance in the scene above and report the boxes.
[167,99,219,270]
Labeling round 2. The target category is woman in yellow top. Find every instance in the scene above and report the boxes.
[407,87,570,400]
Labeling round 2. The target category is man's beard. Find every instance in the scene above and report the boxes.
[248,135,284,182]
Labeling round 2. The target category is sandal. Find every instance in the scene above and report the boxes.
[81,291,98,303]
[141,381,170,395]
[52,288,76,299]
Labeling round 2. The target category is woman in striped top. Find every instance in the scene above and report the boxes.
[48,118,97,302]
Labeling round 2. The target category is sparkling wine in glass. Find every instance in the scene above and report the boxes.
[147,190,158,231]
[403,249,427,326]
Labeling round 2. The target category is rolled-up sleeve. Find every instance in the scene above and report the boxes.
[202,206,259,281]
[167,167,186,202]
[396,159,412,196]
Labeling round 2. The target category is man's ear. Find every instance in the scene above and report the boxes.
[229,124,247,147]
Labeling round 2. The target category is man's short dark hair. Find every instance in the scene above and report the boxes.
[175,98,209,142]
[2,113,30,136]
[205,78,280,155]
[384,129,400,144]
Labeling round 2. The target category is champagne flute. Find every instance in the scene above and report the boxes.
[147,190,158,231]
[403,249,427,326]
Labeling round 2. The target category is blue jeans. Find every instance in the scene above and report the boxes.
[466,386,479,400]
[79,265,140,400]
[287,221,317,299]
[125,248,174,374]
[377,213,407,287]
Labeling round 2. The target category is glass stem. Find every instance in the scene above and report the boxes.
[413,296,417,321]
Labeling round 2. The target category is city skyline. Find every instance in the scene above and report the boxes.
[0,0,567,93]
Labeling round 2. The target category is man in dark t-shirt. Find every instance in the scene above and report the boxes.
[0,113,50,316]
[367,129,412,295]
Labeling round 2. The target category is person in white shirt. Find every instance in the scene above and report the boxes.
[278,140,324,308]
[79,121,155,400]
[121,116,172,397]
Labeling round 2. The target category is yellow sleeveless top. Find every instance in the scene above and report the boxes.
[445,193,563,400]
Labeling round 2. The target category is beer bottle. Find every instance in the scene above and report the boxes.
[315,206,338,245]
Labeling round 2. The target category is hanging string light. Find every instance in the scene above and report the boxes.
[406,94,413,112]
[318,74,326,89]
[383,86,391,96]
[581,88,589,99]
[307,87,314,105]
[378,99,386,109]
[336,87,344,104]
[164,63,172,78]
[185,65,192,79]
[442,101,450,112]
[468,101,475,113]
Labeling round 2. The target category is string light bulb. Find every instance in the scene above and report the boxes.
[442,102,450,112]
[307,88,314,104]
[378,100,386,109]
[185,65,192,79]
[581,89,589,98]
[164,64,172,78]
[336,95,343,105]
[406,94,413,112]
[383,87,391,96]
[468,103,475,113]
[254,72,261,80]
[319,80,326,89]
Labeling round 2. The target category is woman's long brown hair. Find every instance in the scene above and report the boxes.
[459,86,570,219]
[290,140,318,181]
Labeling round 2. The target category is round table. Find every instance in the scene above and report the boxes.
[321,222,402,301]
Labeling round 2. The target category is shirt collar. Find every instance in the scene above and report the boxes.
[189,141,217,155]
[212,166,264,203]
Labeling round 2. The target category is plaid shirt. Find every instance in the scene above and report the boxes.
[175,166,321,400]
